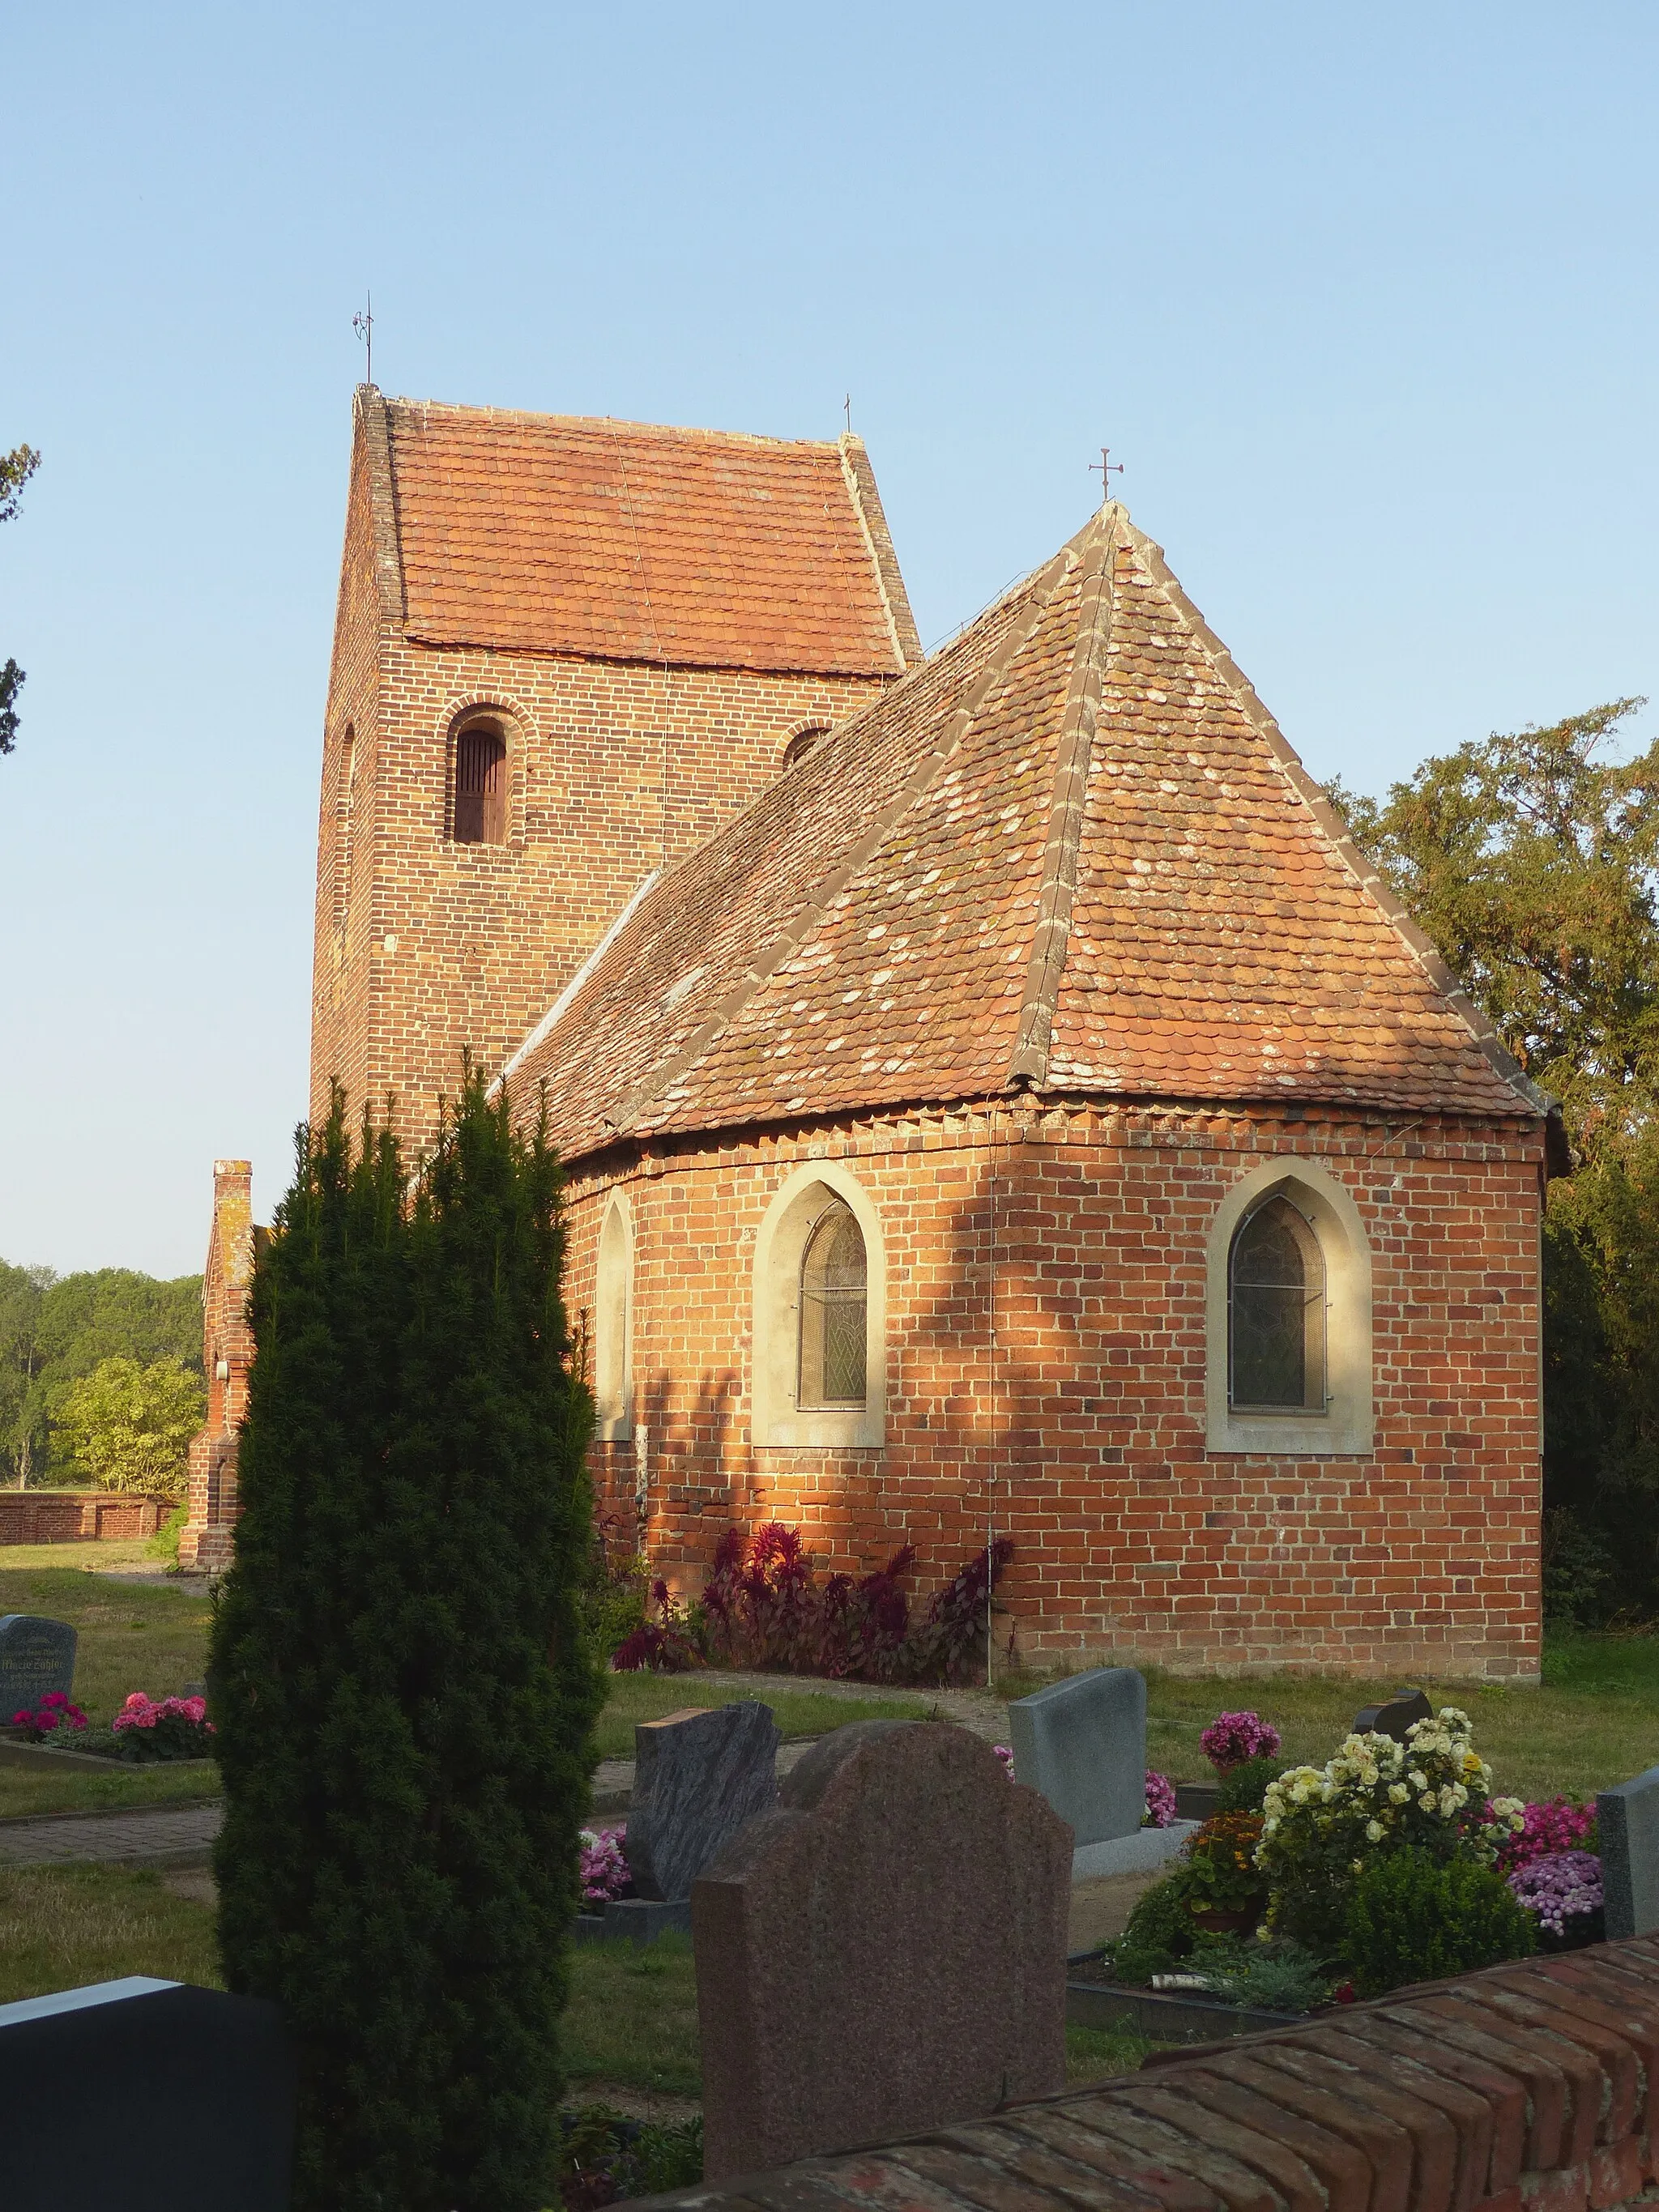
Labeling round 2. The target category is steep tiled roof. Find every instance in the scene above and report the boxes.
[503,507,1547,1157]
[382,397,919,676]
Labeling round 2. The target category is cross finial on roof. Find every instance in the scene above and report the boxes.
[1090,445,1124,507]
[353,291,374,386]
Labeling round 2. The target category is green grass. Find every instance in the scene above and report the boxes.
[565,1933,702,2095]
[1064,2023,1161,2082]
[594,1673,936,1761]
[0,1864,222,2004]
[1124,1638,1659,1804]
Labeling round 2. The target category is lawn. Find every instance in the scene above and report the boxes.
[594,1673,937,1761]
[0,1864,221,2005]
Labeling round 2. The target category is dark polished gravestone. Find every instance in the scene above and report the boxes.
[0,1615,76,1716]
[1352,1688,1434,1744]
[0,1978,295,2210]
[1598,1763,1659,1940]
[620,1701,780,1939]
[693,1720,1071,2180]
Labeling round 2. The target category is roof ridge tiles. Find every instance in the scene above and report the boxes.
[602,534,1088,1138]
[1008,512,1116,1087]
[381,390,850,454]
[1115,514,1553,1125]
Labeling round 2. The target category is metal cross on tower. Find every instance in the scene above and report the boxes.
[1090,445,1124,505]
[353,292,374,386]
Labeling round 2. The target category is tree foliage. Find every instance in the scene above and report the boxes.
[0,1259,202,1484]
[1,443,40,756]
[52,1355,204,1496]
[1328,699,1659,1617]
[211,1074,601,2212]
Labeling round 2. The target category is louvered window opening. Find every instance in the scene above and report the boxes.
[1229,1196,1326,1410]
[453,725,507,845]
[799,1204,868,1408]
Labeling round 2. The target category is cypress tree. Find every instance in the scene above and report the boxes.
[211,1076,599,2212]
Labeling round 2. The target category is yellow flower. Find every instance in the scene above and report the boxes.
[1388,1783,1410,1804]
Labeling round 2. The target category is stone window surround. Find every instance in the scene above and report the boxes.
[1205,1157,1374,1456]
[753,1162,886,1450]
[594,1188,634,1443]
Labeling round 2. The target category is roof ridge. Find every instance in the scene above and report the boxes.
[383,394,848,455]
[1007,511,1116,1086]
[603,535,1090,1138]
[1115,513,1554,1121]
[838,434,923,672]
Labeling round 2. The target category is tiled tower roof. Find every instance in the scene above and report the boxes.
[503,506,1549,1158]
[381,398,920,676]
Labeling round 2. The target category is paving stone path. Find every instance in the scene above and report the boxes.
[0,1801,224,1865]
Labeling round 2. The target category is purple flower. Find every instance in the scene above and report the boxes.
[992,1744,1014,1778]
[1508,1850,1602,1937]
[1199,1711,1282,1772]
[578,1826,631,1904]
[1144,1770,1179,1828]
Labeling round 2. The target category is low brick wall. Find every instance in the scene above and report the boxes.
[0,1492,173,1545]
[653,1935,1659,2211]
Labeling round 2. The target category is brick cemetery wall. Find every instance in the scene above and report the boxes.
[0,1493,171,1546]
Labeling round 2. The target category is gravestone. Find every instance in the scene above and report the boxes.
[692,1718,1070,2180]
[0,1977,294,2210]
[625,1700,780,1905]
[0,1616,76,1717]
[1597,1764,1659,1940]
[1351,1688,1433,1744]
[1006,1665,1145,1846]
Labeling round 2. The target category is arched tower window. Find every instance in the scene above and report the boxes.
[798,1201,868,1409]
[1228,1195,1326,1412]
[781,722,830,770]
[594,1194,633,1442]
[452,720,508,845]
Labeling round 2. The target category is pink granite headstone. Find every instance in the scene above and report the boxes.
[691,1719,1072,2180]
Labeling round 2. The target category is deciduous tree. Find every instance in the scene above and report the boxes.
[52,1355,204,1496]
[1,443,40,756]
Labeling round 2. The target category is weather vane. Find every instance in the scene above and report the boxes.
[1090,445,1124,505]
[353,292,374,386]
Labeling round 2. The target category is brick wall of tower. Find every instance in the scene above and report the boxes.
[312,640,885,1143]
[560,1099,1545,1681]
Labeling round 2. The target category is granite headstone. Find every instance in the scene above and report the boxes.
[692,1718,1070,2180]
[0,1977,294,2210]
[1007,1665,1145,1846]
[1598,1763,1659,1940]
[625,1700,780,1904]
[0,1616,76,1717]
[1351,1688,1433,1744]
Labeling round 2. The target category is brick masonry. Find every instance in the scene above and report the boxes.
[178,1160,259,1573]
[0,1492,171,1545]
[639,1934,1659,2212]
[565,1097,1544,1680]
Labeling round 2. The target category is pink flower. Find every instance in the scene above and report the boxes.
[1144,1770,1179,1827]
[122,1693,149,1711]
[181,1698,207,1723]
[992,1744,1015,1778]
[1199,1711,1282,1773]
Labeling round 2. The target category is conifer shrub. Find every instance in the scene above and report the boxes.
[1216,1754,1282,1814]
[1344,1850,1536,1997]
[210,1077,601,2212]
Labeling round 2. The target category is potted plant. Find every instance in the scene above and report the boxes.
[1183,1812,1267,1933]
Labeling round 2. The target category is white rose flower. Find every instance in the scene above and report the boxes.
[1365,1819,1384,1842]
[1388,1783,1410,1804]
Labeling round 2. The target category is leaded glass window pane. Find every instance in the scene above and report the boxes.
[800,1206,868,1407]
[1229,1197,1324,1410]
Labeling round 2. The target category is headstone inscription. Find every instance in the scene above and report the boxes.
[605,1701,781,1941]
[692,1718,1070,2180]
[1351,1688,1433,1743]
[0,1616,76,1717]
[1006,1665,1145,1846]
[0,1977,294,2211]
[1597,1764,1659,1940]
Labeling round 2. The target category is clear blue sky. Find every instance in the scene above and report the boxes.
[3,4,1655,1278]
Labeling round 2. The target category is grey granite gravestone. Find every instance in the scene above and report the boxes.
[625,1700,780,1920]
[1352,1688,1433,1744]
[1007,1665,1145,1848]
[693,1719,1070,2179]
[1597,1763,1659,1939]
[0,1615,76,1717]
[0,1977,294,2210]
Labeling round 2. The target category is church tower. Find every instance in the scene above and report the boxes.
[310,387,919,1145]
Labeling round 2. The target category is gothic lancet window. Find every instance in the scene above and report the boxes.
[798,1202,868,1409]
[1228,1195,1326,1411]
[452,722,508,845]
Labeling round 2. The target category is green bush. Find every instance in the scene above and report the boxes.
[576,1536,650,1668]
[1216,1754,1281,1814]
[1345,1849,1536,1997]
[1111,1867,1201,1985]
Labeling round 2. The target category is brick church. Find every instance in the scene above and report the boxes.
[183,385,1555,1681]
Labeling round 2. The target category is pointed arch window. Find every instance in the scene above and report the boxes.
[798,1202,868,1409]
[595,1195,633,1442]
[452,721,508,845]
[1228,1195,1326,1412]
